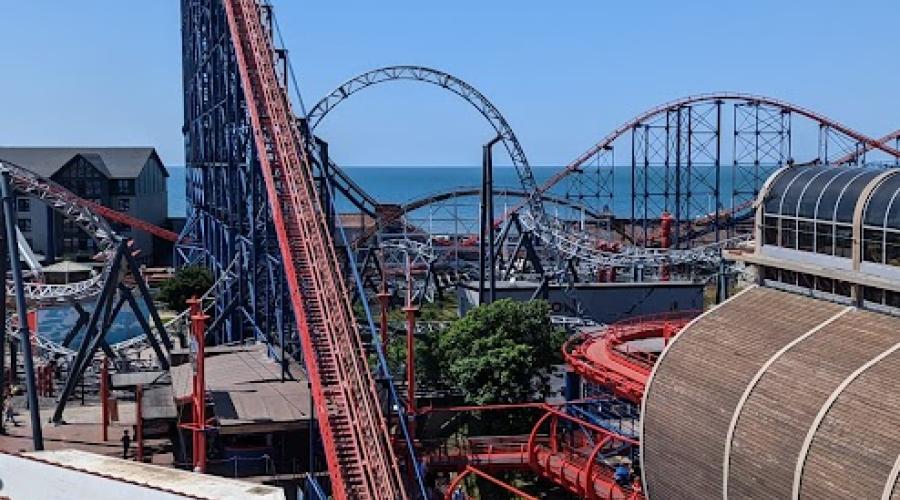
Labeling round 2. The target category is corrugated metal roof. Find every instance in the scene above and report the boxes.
[0,147,168,179]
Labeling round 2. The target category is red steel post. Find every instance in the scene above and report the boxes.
[188,297,208,473]
[136,383,144,462]
[403,303,418,420]
[100,356,109,442]
[377,288,391,355]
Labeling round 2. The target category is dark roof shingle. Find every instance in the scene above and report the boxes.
[0,147,167,179]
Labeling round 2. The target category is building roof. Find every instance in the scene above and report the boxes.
[0,147,168,179]
[170,344,311,434]
[763,165,885,223]
[19,449,286,500]
[642,286,900,499]
[42,260,94,274]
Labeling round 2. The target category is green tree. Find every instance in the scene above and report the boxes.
[158,266,213,311]
[438,299,565,405]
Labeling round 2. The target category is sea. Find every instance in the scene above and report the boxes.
[167,165,744,220]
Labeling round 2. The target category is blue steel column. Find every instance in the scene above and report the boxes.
[0,171,43,449]
[181,0,295,354]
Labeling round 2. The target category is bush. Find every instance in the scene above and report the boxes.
[158,266,213,311]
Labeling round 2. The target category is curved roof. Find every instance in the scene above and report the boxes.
[863,172,900,228]
[641,286,900,499]
[763,165,894,224]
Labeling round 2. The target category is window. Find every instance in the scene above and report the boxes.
[864,286,884,304]
[815,223,834,255]
[763,217,778,245]
[887,291,900,309]
[887,231,900,267]
[835,225,853,258]
[63,219,79,234]
[781,270,798,286]
[85,181,102,197]
[117,198,131,212]
[113,179,134,195]
[835,280,852,297]
[798,272,814,289]
[17,218,31,232]
[780,218,796,249]
[798,221,814,252]
[863,228,884,263]
[815,276,834,294]
[16,198,30,213]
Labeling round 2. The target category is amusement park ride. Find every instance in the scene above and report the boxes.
[1,0,899,498]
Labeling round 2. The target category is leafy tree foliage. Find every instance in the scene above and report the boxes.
[438,299,565,405]
[158,266,213,311]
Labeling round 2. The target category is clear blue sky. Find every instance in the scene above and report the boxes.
[2,1,899,167]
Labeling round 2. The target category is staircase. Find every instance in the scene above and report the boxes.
[221,0,407,498]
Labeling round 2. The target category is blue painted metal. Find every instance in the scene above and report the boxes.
[179,0,293,351]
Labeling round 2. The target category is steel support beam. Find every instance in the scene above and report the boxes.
[1,171,42,449]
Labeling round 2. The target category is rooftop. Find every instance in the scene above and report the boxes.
[0,147,168,179]
[16,449,285,500]
[170,344,311,434]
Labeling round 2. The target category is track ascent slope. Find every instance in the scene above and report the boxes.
[222,1,407,498]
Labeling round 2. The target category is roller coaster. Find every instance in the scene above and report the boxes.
[1,0,899,497]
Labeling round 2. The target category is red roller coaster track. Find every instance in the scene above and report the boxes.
[80,199,180,243]
[222,0,406,498]
[426,404,642,499]
[564,312,696,404]
[832,128,900,165]
[494,93,900,229]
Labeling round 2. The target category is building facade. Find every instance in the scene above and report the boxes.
[0,147,169,264]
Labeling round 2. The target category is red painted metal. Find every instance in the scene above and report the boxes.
[377,289,391,356]
[80,199,179,242]
[563,311,696,403]
[100,356,109,442]
[221,1,406,497]
[444,465,540,500]
[833,128,900,165]
[419,402,550,415]
[528,409,640,500]
[495,93,900,228]
[136,383,144,463]
[190,299,207,473]
[177,298,211,472]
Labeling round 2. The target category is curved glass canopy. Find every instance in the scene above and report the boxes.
[761,166,899,261]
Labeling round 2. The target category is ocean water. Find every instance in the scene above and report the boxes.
[168,165,750,219]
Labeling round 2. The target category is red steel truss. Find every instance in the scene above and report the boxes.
[528,407,642,500]
[429,405,643,499]
[221,0,407,498]
[80,199,180,243]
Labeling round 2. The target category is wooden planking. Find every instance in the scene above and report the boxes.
[801,348,900,499]
[729,310,899,499]
[643,287,843,499]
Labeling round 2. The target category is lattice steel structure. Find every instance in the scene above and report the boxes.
[523,93,900,254]
[732,102,791,227]
[180,0,294,350]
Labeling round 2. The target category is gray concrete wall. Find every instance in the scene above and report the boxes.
[458,281,704,324]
